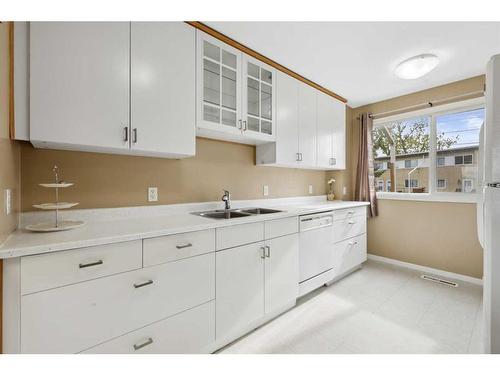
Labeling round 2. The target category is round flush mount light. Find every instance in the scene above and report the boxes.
[395,54,439,79]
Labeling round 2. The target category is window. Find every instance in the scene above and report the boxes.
[437,179,447,189]
[436,108,482,194]
[404,179,419,188]
[372,116,430,194]
[376,180,384,192]
[404,159,418,168]
[372,100,483,200]
[463,179,474,193]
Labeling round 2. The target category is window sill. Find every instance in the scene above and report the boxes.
[376,192,479,204]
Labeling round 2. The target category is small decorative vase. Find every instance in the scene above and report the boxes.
[327,192,335,201]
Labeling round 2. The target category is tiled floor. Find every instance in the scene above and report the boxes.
[221,260,484,354]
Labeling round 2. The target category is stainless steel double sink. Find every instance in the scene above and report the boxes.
[191,207,283,220]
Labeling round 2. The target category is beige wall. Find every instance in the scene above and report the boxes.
[20,138,327,211]
[0,23,20,243]
[351,75,485,278]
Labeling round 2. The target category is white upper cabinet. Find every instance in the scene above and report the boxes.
[29,22,195,158]
[242,56,276,142]
[298,82,317,167]
[30,22,130,152]
[196,31,276,145]
[196,32,242,138]
[130,22,195,158]
[256,71,346,170]
[317,91,346,169]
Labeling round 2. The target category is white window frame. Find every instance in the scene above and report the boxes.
[463,178,474,193]
[373,97,483,203]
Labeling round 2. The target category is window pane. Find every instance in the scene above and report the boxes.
[203,59,220,106]
[204,41,220,61]
[373,116,430,193]
[222,50,236,69]
[436,108,483,193]
[261,68,272,84]
[221,109,236,127]
[261,83,272,120]
[221,67,237,110]
[261,120,272,135]
[247,77,260,117]
[203,105,219,123]
[248,62,259,79]
[247,116,259,132]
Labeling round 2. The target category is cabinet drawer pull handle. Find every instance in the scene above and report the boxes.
[348,241,358,247]
[123,127,129,142]
[296,153,300,162]
[133,337,153,351]
[347,211,354,215]
[265,245,271,258]
[133,128,138,143]
[176,243,193,249]
[134,280,153,289]
[238,119,243,130]
[79,260,103,269]
[348,221,356,225]
[260,246,266,259]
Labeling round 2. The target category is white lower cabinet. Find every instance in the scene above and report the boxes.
[83,300,215,354]
[20,252,215,353]
[215,230,299,347]
[216,242,266,345]
[333,234,367,277]
[264,234,299,315]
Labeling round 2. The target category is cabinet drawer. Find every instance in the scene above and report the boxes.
[21,240,142,295]
[333,217,366,243]
[143,229,215,267]
[83,300,215,354]
[333,234,367,276]
[21,252,215,353]
[334,206,367,222]
[265,217,298,239]
[216,222,264,250]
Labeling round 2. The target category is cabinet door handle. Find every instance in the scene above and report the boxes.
[79,260,103,269]
[260,246,266,259]
[123,127,129,142]
[296,153,300,162]
[348,221,356,225]
[133,128,138,143]
[133,337,153,351]
[331,158,336,165]
[176,243,193,249]
[300,153,303,161]
[243,120,247,131]
[265,245,271,258]
[134,280,153,289]
[348,241,358,247]
[238,119,243,130]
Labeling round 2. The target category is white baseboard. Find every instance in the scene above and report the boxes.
[367,254,483,286]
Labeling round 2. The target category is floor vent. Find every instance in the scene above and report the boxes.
[420,274,459,287]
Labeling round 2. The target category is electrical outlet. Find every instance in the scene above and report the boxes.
[343,186,347,196]
[4,189,12,215]
[148,187,158,202]
[308,185,313,195]
[263,185,269,197]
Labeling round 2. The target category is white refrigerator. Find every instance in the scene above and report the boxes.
[481,53,500,354]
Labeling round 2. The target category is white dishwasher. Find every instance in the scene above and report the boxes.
[298,211,335,297]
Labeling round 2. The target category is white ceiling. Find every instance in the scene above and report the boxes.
[206,22,500,107]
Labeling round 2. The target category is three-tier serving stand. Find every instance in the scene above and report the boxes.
[26,165,85,232]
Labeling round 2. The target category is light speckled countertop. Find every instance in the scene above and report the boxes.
[0,198,369,259]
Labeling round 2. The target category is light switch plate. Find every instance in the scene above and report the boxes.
[148,187,158,202]
[4,189,12,215]
[308,185,313,194]
[263,185,269,197]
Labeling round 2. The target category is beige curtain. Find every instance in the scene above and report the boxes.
[355,113,378,217]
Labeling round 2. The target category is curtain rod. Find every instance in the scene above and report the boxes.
[356,90,484,120]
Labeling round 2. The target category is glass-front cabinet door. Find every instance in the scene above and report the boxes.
[242,56,276,141]
[197,32,242,135]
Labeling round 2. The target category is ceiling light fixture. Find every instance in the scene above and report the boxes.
[395,54,439,79]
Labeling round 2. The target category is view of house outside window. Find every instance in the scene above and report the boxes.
[435,108,483,193]
[373,116,430,193]
[372,107,484,194]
